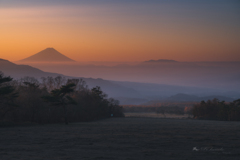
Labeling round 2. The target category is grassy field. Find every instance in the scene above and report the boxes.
[124,112,192,119]
[1,118,240,160]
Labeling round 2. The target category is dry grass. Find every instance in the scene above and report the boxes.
[124,112,192,119]
[1,118,240,160]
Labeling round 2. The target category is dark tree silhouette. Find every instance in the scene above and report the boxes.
[91,86,107,100]
[0,74,15,96]
[0,75,124,125]
[42,83,77,124]
[20,82,45,122]
[192,98,240,121]
[0,73,18,119]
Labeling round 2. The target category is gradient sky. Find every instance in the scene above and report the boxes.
[0,0,240,62]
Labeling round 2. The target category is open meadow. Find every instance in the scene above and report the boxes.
[1,117,240,160]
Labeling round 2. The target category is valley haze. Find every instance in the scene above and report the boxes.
[1,48,239,105]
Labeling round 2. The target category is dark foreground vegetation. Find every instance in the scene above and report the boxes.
[0,72,124,125]
[1,118,240,160]
[192,98,240,121]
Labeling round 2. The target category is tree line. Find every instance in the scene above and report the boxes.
[0,73,124,125]
[192,98,240,121]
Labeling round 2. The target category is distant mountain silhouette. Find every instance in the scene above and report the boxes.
[0,59,140,99]
[1,59,237,105]
[165,93,199,101]
[144,59,178,63]
[18,48,75,62]
[163,93,234,102]
[0,59,61,78]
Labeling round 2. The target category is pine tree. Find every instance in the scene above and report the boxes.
[0,73,18,119]
[42,83,77,124]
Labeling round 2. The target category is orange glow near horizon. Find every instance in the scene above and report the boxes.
[1,5,240,62]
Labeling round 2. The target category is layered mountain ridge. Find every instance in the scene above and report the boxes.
[1,58,238,104]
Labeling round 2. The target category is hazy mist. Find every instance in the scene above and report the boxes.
[16,60,240,91]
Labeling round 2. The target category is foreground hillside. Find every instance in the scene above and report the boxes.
[1,118,240,160]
